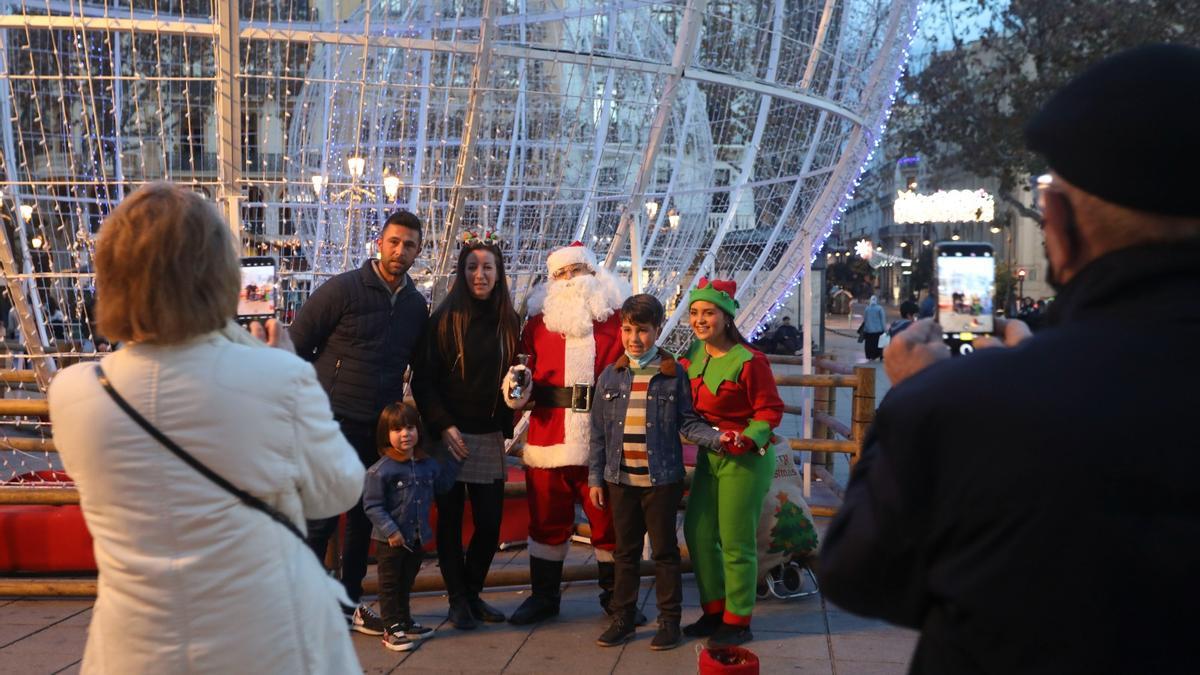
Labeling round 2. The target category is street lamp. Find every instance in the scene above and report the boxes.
[644,200,659,220]
[951,229,961,241]
[30,234,43,249]
[346,156,366,180]
[990,224,1002,234]
[18,204,34,222]
[383,174,402,202]
[311,175,326,197]
[667,208,680,229]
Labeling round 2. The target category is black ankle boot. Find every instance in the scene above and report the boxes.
[448,596,478,630]
[467,595,506,623]
[508,557,563,625]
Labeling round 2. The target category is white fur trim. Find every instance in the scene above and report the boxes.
[546,244,597,274]
[593,548,614,563]
[528,537,570,561]
[522,441,590,468]
[526,267,628,319]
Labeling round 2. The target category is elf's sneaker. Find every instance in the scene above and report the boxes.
[706,622,753,648]
[682,612,723,638]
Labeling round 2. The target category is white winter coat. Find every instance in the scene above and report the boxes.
[48,331,365,674]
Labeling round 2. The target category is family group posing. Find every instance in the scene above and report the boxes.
[48,188,788,672]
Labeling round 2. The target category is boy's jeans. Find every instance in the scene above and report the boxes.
[606,481,685,624]
[376,539,423,629]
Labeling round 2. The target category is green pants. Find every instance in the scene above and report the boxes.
[684,445,775,622]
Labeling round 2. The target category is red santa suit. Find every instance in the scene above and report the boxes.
[502,242,638,626]
[516,310,623,560]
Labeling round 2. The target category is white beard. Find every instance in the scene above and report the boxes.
[531,270,628,338]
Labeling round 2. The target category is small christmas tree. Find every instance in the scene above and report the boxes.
[767,492,818,555]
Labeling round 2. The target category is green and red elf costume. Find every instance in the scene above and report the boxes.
[680,278,784,637]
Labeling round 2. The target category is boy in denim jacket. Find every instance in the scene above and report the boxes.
[587,294,722,650]
[363,402,461,651]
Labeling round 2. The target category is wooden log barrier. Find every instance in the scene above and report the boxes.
[0,400,49,417]
[0,560,695,599]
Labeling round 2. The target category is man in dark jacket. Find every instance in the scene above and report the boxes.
[290,209,428,635]
[819,45,1200,674]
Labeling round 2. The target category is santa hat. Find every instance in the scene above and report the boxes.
[688,277,740,317]
[546,241,598,275]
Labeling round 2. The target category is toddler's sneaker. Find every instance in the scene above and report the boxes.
[381,625,416,652]
[349,603,385,636]
[398,620,434,641]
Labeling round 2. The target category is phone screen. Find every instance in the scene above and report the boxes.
[238,258,277,319]
[936,244,995,336]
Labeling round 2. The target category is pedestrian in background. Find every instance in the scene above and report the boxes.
[861,296,886,360]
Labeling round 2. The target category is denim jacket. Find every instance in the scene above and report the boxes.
[588,352,722,488]
[362,453,460,544]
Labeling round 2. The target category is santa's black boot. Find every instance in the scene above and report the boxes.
[509,557,563,625]
[597,561,647,626]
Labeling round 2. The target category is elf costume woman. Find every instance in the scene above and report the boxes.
[680,278,784,648]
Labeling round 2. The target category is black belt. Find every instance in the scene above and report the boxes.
[533,384,594,412]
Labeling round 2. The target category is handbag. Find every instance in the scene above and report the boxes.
[94,365,311,550]
[877,332,891,349]
[856,322,865,343]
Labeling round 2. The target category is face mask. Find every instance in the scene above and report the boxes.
[627,345,659,368]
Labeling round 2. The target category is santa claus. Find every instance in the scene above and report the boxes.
[503,242,638,626]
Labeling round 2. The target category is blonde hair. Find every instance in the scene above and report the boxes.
[95,182,239,344]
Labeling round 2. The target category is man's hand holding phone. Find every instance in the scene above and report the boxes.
[973,318,1033,350]
[883,319,951,387]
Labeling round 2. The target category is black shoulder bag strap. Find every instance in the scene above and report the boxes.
[93,365,310,547]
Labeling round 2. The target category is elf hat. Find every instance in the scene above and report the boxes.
[688,277,739,317]
[546,241,598,275]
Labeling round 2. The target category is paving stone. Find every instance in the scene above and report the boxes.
[0,619,87,673]
[829,629,918,665]
[502,619,623,675]
[836,660,911,675]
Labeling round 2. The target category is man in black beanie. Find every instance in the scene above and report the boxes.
[819,44,1200,673]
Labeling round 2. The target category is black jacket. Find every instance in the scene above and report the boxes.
[411,300,517,440]
[819,241,1200,674]
[290,260,428,423]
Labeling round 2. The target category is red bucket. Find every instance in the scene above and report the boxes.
[699,646,760,675]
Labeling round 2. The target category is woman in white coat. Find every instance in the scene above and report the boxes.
[48,182,365,674]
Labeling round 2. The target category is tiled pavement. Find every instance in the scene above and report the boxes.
[0,538,918,674]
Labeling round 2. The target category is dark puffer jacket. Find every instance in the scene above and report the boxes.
[290,260,428,423]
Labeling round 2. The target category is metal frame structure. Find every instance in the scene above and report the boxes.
[0,0,920,377]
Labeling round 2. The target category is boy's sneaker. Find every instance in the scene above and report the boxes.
[397,620,434,641]
[381,626,416,652]
[349,603,385,636]
[596,616,636,647]
[650,622,682,651]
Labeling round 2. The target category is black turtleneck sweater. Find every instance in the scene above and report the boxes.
[411,298,518,439]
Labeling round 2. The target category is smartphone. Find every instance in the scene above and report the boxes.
[934,242,995,356]
[237,256,278,324]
